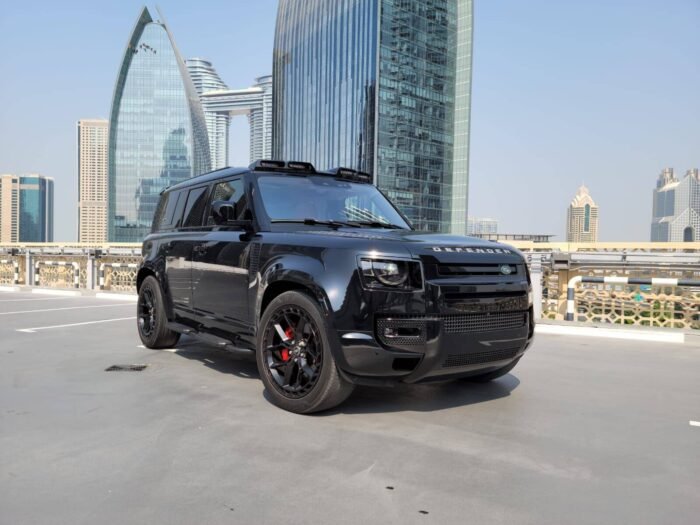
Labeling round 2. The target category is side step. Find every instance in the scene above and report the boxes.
[167,322,254,354]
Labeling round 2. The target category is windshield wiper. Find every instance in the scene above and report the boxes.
[271,218,361,229]
[348,221,406,230]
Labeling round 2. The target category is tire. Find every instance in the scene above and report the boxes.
[256,290,354,414]
[463,357,521,383]
[137,275,180,349]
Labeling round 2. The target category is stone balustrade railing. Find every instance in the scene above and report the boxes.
[1,242,698,329]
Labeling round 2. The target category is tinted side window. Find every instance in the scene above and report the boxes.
[151,193,170,232]
[207,179,247,225]
[171,190,187,228]
[182,187,209,228]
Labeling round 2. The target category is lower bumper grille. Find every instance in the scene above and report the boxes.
[376,311,527,348]
[442,311,526,333]
[442,346,519,368]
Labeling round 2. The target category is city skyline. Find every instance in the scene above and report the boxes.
[0,0,698,241]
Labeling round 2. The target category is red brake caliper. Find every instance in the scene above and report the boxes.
[281,326,294,362]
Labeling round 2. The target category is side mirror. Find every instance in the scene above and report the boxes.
[212,200,254,231]
[212,201,235,222]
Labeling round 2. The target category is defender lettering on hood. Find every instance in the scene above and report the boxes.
[429,246,514,254]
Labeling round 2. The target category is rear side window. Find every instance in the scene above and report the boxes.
[151,191,183,232]
[182,187,209,228]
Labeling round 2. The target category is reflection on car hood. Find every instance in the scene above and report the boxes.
[297,228,523,261]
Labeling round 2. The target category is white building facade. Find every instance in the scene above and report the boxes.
[78,119,109,243]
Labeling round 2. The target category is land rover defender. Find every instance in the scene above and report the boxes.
[137,160,535,413]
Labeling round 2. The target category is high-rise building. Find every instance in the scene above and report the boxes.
[185,58,230,169]
[0,175,20,243]
[78,119,108,243]
[467,217,498,236]
[566,185,599,242]
[108,7,211,242]
[651,168,700,242]
[186,58,273,169]
[273,0,474,233]
[0,174,54,242]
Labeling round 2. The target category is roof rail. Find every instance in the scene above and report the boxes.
[248,160,317,173]
[324,167,372,183]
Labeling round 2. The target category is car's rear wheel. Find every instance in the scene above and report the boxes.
[137,275,180,349]
[463,357,521,383]
[256,291,354,414]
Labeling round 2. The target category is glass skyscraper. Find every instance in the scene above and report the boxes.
[1,174,54,243]
[273,0,473,233]
[19,175,54,242]
[108,7,210,242]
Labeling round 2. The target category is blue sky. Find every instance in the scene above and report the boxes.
[1,0,698,241]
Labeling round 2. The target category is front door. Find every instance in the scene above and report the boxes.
[192,178,251,335]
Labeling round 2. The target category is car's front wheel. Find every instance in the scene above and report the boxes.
[137,275,180,349]
[256,291,354,414]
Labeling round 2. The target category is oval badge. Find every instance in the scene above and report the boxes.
[500,264,513,275]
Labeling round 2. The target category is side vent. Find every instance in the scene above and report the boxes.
[249,243,262,282]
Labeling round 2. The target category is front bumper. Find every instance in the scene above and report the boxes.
[337,307,535,385]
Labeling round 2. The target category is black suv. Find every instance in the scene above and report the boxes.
[137,160,535,413]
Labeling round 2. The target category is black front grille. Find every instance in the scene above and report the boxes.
[442,347,519,368]
[437,263,518,277]
[442,311,526,333]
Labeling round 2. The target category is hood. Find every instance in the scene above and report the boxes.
[292,228,524,263]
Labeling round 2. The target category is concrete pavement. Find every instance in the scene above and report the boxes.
[1,291,699,524]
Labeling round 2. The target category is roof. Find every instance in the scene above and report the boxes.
[570,185,597,207]
[165,167,248,192]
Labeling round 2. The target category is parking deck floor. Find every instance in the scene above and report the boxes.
[1,290,699,524]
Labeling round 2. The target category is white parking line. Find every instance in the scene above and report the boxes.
[137,344,179,353]
[0,297,79,303]
[690,421,700,427]
[17,317,136,333]
[96,292,138,302]
[0,304,133,315]
[31,289,81,297]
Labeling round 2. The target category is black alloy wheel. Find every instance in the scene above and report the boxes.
[262,305,323,398]
[137,275,180,349]
[256,291,354,414]
[138,287,156,338]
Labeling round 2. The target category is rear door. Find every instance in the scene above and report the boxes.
[192,177,252,334]
[164,185,209,313]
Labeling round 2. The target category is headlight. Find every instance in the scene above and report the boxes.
[359,257,422,290]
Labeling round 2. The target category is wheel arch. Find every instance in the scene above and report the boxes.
[258,278,330,321]
[136,267,156,292]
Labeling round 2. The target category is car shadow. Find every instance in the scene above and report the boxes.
[323,374,520,415]
[165,337,259,381]
[165,337,520,414]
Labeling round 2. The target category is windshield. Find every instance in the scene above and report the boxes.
[257,175,411,229]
